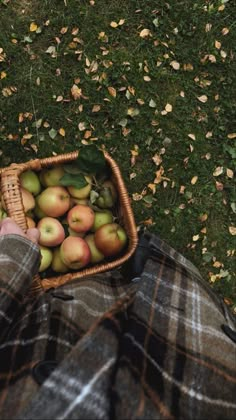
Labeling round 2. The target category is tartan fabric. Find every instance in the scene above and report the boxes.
[0,233,235,419]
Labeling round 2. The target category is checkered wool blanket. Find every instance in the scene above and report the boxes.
[0,233,235,419]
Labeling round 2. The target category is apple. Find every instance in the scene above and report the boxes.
[85,233,105,264]
[67,175,92,199]
[34,198,47,219]
[39,245,53,272]
[102,180,117,202]
[40,165,65,187]
[67,204,95,233]
[37,186,70,217]
[68,227,86,237]
[21,187,35,212]
[20,170,41,196]
[60,236,91,270]
[37,217,65,247]
[92,209,113,231]
[26,215,36,229]
[70,197,89,207]
[51,247,69,273]
[94,223,127,257]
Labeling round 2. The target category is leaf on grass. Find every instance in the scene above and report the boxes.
[92,105,101,112]
[149,99,156,108]
[222,27,229,35]
[197,95,208,103]
[143,76,151,81]
[191,176,198,185]
[192,234,200,241]
[49,128,57,139]
[213,166,223,176]
[107,86,116,97]
[227,133,236,139]
[215,40,221,49]
[152,153,162,166]
[59,128,65,137]
[165,103,172,113]
[71,84,82,100]
[226,168,234,179]
[127,107,140,117]
[110,21,118,28]
[188,133,196,141]
[139,28,152,38]
[30,22,38,32]
[170,60,180,70]
[229,226,236,236]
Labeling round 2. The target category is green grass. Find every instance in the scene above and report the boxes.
[0,0,235,311]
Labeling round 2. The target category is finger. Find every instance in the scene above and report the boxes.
[26,228,40,244]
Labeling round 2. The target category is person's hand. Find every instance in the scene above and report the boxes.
[0,217,40,244]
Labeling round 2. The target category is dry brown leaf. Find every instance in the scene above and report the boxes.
[143,75,151,82]
[170,60,180,70]
[215,40,221,49]
[229,226,236,236]
[226,168,234,179]
[222,27,229,35]
[78,122,86,131]
[213,166,224,177]
[188,133,196,141]
[84,130,92,139]
[152,153,162,166]
[191,176,198,185]
[197,95,208,103]
[139,28,152,38]
[30,22,38,32]
[110,21,118,28]
[107,86,117,97]
[92,105,101,112]
[192,234,200,241]
[71,84,82,100]
[215,181,224,191]
[58,128,65,137]
[165,103,172,113]
[227,133,236,139]
[199,213,208,222]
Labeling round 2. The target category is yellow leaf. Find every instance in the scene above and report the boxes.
[0,71,7,79]
[92,105,101,112]
[165,103,172,113]
[78,122,86,131]
[71,84,82,100]
[30,22,38,32]
[222,27,229,35]
[139,28,152,38]
[191,176,198,185]
[60,27,68,34]
[58,128,65,137]
[152,153,162,166]
[84,130,92,139]
[226,168,234,179]
[215,40,221,49]
[227,133,236,139]
[213,166,223,177]
[118,19,125,25]
[197,95,208,103]
[188,133,196,141]
[143,75,151,81]
[110,21,118,28]
[229,226,236,236]
[192,234,200,241]
[107,86,117,97]
[170,60,180,70]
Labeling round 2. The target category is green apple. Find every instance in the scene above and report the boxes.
[51,247,69,273]
[39,245,53,272]
[37,186,70,218]
[85,233,105,264]
[67,175,92,199]
[92,209,113,231]
[20,170,41,196]
[94,222,127,257]
[40,165,65,187]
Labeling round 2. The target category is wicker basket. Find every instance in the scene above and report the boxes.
[0,150,138,293]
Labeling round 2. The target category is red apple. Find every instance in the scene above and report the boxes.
[39,245,53,272]
[60,236,91,270]
[67,204,95,233]
[94,223,127,257]
[37,186,70,217]
[85,233,105,264]
[37,217,65,247]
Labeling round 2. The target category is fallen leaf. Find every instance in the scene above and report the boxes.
[49,128,57,139]
[165,103,172,113]
[139,28,152,38]
[215,40,221,49]
[110,21,118,28]
[213,166,224,176]
[226,168,234,179]
[222,27,229,35]
[127,107,140,117]
[78,122,86,131]
[191,176,198,185]
[92,105,101,112]
[170,60,180,70]
[84,130,92,139]
[197,95,208,103]
[71,84,82,100]
[58,128,65,137]
[152,153,162,166]
[192,234,200,241]
[188,133,196,141]
[215,181,224,191]
[199,213,208,222]
[149,99,157,108]
[229,226,236,236]
[227,133,236,139]
[30,22,38,32]
[107,86,117,97]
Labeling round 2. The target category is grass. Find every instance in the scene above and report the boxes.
[0,0,235,311]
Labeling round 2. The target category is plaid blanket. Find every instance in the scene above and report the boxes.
[0,233,235,419]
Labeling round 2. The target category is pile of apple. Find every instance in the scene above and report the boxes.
[0,164,128,275]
